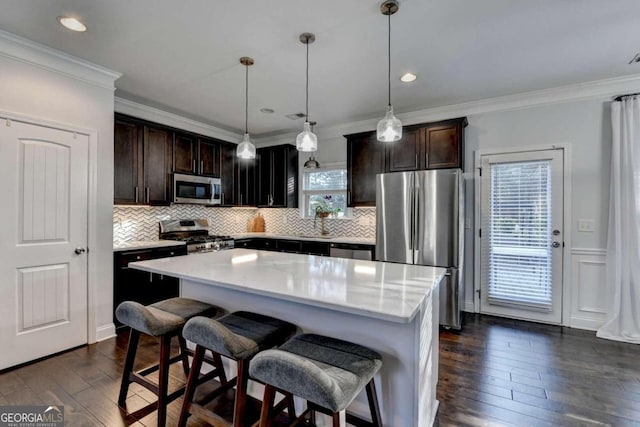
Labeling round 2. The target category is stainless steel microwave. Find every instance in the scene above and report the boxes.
[173,173,221,205]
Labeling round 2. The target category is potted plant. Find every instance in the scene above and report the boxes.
[313,195,341,235]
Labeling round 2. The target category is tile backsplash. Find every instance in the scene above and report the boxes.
[113,205,376,243]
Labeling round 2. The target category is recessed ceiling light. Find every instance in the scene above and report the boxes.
[260,108,275,114]
[400,73,417,83]
[57,16,87,32]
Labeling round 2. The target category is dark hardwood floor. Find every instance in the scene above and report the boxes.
[438,314,640,427]
[1,313,639,426]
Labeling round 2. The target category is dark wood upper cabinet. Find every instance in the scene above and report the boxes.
[345,117,466,207]
[387,127,422,172]
[424,120,465,169]
[173,133,197,174]
[198,137,220,177]
[220,142,236,206]
[114,119,142,204]
[257,145,298,208]
[236,158,256,206]
[114,117,172,206]
[347,133,386,207]
[143,126,173,205]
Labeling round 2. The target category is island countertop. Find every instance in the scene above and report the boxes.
[129,248,444,323]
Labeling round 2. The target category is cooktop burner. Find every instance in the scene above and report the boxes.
[159,219,234,253]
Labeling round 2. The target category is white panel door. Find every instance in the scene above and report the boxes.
[479,149,564,324]
[0,119,88,370]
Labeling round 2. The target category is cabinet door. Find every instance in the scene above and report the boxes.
[143,126,173,205]
[387,127,421,172]
[198,138,220,177]
[236,159,256,206]
[270,145,289,207]
[424,123,462,169]
[257,148,272,207]
[257,145,297,208]
[347,134,386,207]
[174,132,197,174]
[114,120,142,204]
[220,143,236,205]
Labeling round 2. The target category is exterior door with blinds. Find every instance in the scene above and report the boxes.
[480,149,564,324]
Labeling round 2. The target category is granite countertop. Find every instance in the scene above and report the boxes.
[129,248,444,323]
[113,240,187,252]
[231,232,375,245]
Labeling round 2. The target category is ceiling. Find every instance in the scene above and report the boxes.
[1,0,640,137]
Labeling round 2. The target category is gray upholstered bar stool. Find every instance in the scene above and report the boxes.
[250,333,383,427]
[115,298,224,427]
[178,311,297,427]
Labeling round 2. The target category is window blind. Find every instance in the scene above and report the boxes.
[488,160,553,310]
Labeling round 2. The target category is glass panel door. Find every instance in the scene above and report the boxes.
[480,149,564,324]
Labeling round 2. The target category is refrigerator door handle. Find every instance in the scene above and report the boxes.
[412,173,420,263]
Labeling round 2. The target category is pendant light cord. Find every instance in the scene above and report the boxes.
[387,4,391,107]
[245,63,249,134]
[306,37,310,121]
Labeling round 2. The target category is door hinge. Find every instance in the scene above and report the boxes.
[477,289,481,298]
[478,228,482,238]
[478,167,482,176]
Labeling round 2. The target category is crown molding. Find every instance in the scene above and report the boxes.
[256,73,640,145]
[115,97,241,143]
[0,29,121,90]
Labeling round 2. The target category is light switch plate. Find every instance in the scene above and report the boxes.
[578,219,595,232]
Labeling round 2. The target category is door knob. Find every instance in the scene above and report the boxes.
[74,247,86,254]
[551,242,560,248]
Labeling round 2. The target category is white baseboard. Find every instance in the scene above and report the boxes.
[95,323,116,342]
[569,316,605,331]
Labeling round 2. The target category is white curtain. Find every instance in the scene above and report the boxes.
[597,97,640,344]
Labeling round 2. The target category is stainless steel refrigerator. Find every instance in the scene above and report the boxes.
[376,169,464,329]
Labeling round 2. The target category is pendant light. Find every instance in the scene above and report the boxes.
[376,0,402,142]
[236,56,256,159]
[296,33,318,152]
[303,121,320,168]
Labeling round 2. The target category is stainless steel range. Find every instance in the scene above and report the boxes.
[159,219,234,253]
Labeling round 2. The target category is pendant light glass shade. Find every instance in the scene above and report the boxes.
[237,133,256,159]
[376,105,402,142]
[297,33,318,153]
[377,0,402,142]
[237,56,256,159]
[303,154,320,169]
[296,121,318,152]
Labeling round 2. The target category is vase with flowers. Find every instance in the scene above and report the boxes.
[313,195,341,235]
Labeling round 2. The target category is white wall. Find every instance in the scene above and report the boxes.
[0,39,118,341]
[463,99,611,328]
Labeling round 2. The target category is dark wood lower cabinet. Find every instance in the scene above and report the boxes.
[113,245,187,329]
[233,238,374,258]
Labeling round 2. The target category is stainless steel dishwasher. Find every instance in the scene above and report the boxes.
[329,242,374,260]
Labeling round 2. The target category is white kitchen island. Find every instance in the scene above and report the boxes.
[130,249,443,427]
